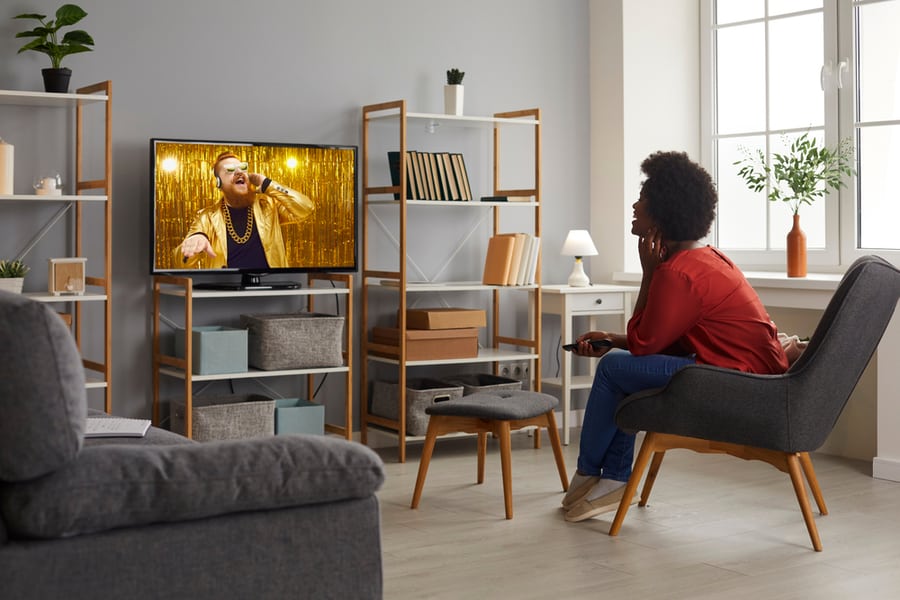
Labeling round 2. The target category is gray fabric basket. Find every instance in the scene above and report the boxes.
[371,378,463,435]
[445,373,523,395]
[240,312,344,370]
[170,394,275,441]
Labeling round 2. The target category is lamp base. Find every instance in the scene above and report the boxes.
[567,258,590,287]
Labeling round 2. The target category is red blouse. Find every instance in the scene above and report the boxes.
[627,246,789,374]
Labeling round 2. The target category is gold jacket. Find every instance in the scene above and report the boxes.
[177,182,313,269]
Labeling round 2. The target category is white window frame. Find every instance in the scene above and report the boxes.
[701,0,900,273]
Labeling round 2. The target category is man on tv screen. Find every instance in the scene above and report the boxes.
[175,151,314,269]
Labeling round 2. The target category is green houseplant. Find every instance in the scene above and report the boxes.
[734,132,855,277]
[13,4,95,93]
[0,259,30,294]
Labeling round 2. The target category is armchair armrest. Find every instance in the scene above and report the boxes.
[0,435,384,539]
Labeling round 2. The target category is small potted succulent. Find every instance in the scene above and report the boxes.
[13,4,95,93]
[0,259,30,294]
[444,68,465,116]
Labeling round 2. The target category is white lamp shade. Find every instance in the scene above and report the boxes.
[561,229,598,257]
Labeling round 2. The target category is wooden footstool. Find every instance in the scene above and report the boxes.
[410,390,569,519]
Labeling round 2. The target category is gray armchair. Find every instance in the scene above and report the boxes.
[608,255,900,551]
[0,291,385,599]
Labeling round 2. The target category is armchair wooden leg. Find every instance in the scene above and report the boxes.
[640,451,666,506]
[544,410,569,491]
[787,453,823,552]
[799,452,828,515]
[609,432,658,536]
[410,419,440,509]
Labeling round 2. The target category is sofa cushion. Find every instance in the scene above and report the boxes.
[0,434,385,539]
[0,292,86,482]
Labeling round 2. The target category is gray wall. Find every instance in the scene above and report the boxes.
[1,0,591,422]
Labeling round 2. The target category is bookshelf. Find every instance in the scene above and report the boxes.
[360,100,542,462]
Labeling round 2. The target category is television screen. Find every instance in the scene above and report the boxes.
[150,138,357,289]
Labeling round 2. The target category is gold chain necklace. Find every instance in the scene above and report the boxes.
[222,199,253,244]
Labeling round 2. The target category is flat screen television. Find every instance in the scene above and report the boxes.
[150,138,357,289]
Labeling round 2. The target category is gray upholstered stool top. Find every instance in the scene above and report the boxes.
[425,390,558,420]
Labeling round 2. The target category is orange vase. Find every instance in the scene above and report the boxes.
[786,213,807,277]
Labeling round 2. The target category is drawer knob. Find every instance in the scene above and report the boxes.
[595,298,603,305]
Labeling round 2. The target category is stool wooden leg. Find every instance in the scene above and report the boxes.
[411,418,440,509]
[477,432,487,484]
[496,420,514,519]
[543,410,569,491]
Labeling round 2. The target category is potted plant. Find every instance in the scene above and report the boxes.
[13,4,95,93]
[444,68,465,116]
[0,259,30,294]
[734,132,855,277]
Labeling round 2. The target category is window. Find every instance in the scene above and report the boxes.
[703,0,900,270]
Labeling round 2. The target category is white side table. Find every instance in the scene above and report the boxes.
[540,283,639,445]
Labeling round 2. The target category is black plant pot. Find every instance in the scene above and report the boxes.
[41,68,72,93]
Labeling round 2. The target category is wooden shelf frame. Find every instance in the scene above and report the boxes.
[360,99,542,462]
[151,273,354,440]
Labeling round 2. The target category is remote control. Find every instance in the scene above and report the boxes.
[562,339,613,352]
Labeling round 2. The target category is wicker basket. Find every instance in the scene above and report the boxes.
[371,378,463,435]
[170,394,274,441]
[444,373,523,395]
[240,313,344,370]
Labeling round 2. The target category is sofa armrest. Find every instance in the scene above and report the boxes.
[0,435,384,539]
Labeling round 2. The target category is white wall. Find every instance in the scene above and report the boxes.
[0,0,591,422]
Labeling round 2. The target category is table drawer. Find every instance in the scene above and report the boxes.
[568,292,625,313]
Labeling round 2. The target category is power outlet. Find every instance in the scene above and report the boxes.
[499,360,531,382]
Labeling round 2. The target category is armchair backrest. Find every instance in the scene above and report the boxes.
[784,255,900,449]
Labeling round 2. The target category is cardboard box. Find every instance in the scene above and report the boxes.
[174,326,248,375]
[371,327,479,360]
[404,307,487,330]
[274,399,325,435]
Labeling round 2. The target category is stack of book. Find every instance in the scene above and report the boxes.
[481,233,541,286]
[388,151,473,201]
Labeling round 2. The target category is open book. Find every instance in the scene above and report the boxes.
[85,417,151,438]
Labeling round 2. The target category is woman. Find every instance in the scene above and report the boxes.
[562,151,788,523]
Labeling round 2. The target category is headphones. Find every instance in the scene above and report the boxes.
[215,175,222,188]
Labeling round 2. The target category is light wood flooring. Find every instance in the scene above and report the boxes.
[373,429,900,599]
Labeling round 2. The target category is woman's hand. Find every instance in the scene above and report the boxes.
[571,331,621,357]
[638,227,667,274]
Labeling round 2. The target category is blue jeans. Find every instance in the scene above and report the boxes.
[577,349,696,481]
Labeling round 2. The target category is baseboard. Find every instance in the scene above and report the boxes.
[872,456,900,482]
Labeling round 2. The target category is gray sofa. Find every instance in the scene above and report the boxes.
[0,291,385,599]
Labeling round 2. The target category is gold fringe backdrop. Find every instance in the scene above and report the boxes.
[153,141,356,271]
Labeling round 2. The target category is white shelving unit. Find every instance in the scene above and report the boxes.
[360,100,542,462]
[0,82,113,410]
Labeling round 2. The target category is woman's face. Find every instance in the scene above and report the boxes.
[631,189,656,237]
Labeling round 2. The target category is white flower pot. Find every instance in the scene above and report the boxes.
[0,277,24,294]
[444,84,464,116]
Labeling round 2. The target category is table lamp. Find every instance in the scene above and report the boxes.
[561,229,598,287]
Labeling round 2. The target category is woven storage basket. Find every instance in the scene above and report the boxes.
[170,394,274,441]
[371,378,463,436]
[240,313,344,370]
[445,373,523,395]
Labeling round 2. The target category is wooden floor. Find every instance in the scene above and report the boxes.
[374,429,900,599]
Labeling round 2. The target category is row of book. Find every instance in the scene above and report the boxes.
[482,233,541,286]
[388,151,474,201]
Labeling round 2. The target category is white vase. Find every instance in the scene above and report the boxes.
[444,84,464,116]
[0,278,24,294]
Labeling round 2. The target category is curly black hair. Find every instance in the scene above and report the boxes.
[640,151,717,241]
